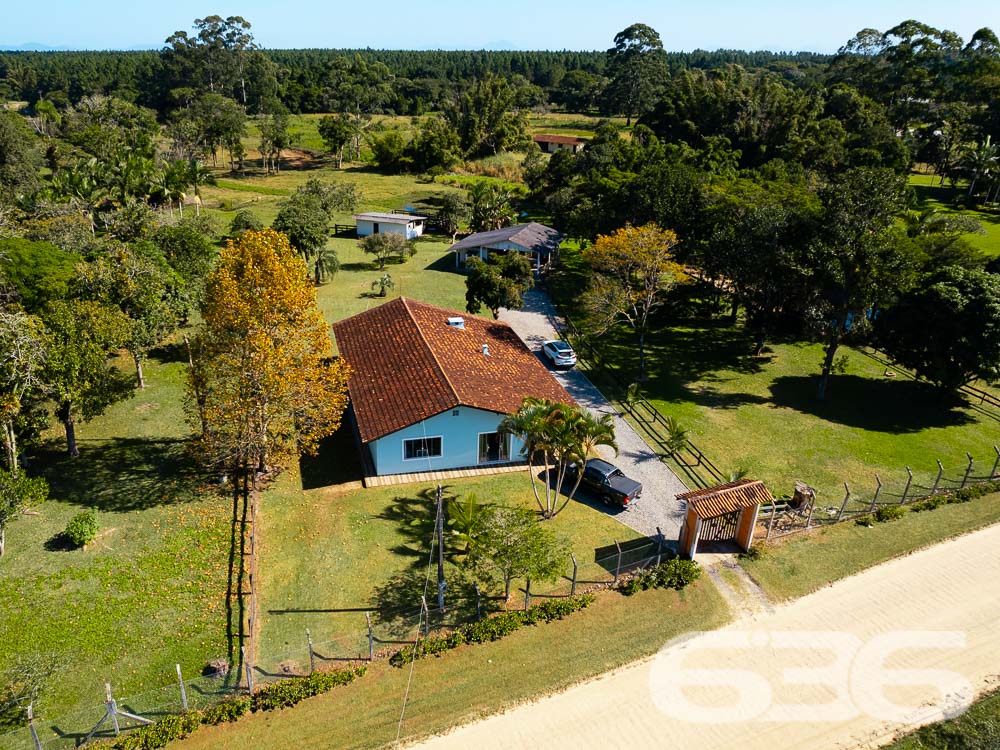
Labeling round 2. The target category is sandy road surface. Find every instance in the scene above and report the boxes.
[410,523,1000,750]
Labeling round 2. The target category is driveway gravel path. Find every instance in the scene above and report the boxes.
[410,522,1000,750]
[500,288,688,541]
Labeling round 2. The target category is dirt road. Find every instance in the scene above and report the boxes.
[409,523,1000,750]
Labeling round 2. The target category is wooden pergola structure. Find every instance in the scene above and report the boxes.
[677,479,773,559]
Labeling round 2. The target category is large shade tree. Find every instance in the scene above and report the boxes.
[0,310,49,473]
[877,266,1000,391]
[190,228,350,479]
[582,223,686,380]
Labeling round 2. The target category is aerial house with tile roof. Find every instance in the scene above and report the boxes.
[451,223,564,273]
[332,298,574,479]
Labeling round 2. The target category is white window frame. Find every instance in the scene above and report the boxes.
[402,436,443,462]
[477,431,511,464]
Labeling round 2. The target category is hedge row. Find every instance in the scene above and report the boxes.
[858,479,1000,524]
[389,594,596,667]
[618,558,701,596]
[93,666,365,749]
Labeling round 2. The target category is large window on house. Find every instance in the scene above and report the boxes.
[403,436,442,461]
[478,432,510,464]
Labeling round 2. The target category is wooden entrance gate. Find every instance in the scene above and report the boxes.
[699,510,741,542]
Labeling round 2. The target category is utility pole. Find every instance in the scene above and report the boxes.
[436,484,446,611]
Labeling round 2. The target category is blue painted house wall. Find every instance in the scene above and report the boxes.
[454,240,545,271]
[356,218,424,240]
[370,406,525,476]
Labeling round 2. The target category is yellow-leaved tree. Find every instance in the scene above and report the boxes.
[582,223,686,381]
[189,228,350,479]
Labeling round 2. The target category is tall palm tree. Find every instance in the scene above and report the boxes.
[551,410,618,518]
[961,136,998,203]
[499,397,560,514]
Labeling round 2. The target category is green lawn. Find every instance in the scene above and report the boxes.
[256,464,649,675]
[741,492,1000,601]
[883,685,1000,749]
[0,352,231,728]
[175,576,729,750]
[909,172,1000,257]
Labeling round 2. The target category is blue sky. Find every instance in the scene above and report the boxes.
[2,1,998,52]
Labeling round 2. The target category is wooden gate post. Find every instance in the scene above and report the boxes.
[27,704,41,750]
[931,460,944,494]
[837,483,850,522]
[962,453,974,488]
[176,664,188,711]
[570,554,578,596]
[306,629,315,674]
[900,467,913,504]
[613,540,622,584]
[365,613,374,661]
[868,474,883,513]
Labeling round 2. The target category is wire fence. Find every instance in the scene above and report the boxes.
[0,534,668,749]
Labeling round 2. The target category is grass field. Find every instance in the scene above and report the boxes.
[909,172,1000,257]
[175,577,729,750]
[256,464,649,673]
[741,492,1000,601]
[0,351,231,725]
[884,685,1000,749]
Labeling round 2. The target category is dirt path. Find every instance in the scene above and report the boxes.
[409,523,1000,750]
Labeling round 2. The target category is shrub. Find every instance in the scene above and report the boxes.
[250,666,366,712]
[64,510,98,547]
[910,496,946,513]
[99,711,201,749]
[200,697,249,725]
[874,505,907,523]
[389,594,595,667]
[855,515,874,527]
[738,545,765,561]
[618,559,701,596]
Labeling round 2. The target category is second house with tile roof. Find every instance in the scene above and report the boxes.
[332,297,575,479]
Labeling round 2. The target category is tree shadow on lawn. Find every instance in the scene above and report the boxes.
[769,375,975,434]
[375,486,452,562]
[33,437,209,513]
[423,252,461,273]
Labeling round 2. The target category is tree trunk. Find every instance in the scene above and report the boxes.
[817,338,839,402]
[730,300,739,324]
[337,147,344,169]
[504,577,512,601]
[753,329,766,357]
[134,352,145,389]
[637,328,647,381]
[1,419,17,475]
[60,401,79,458]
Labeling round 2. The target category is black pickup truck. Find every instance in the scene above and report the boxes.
[567,458,643,508]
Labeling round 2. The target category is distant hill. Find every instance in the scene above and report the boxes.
[0,42,73,51]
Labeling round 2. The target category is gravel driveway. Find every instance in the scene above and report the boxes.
[500,288,688,542]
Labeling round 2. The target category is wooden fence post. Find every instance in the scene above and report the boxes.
[613,540,622,584]
[837,483,850,522]
[176,664,188,711]
[805,501,815,528]
[27,704,41,750]
[655,527,664,566]
[570,554,578,596]
[242,647,253,694]
[420,595,430,637]
[900,467,913,504]
[932,460,944,495]
[106,683,120,735]
[524,578,531,610]
[365,613,374,661]
[992,446,1000,479]
[474,583,482,620]
[306,629,315,674]
[869,474,883,513]
[962,453,974,488]
[766,503,777,538]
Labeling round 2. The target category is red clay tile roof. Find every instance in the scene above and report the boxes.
[331,298,574,443]
[533,134,588,145]
[676,480,773,518]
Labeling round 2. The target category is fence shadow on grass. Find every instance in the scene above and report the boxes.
[35,436,207,513]
[769,375,974,433]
